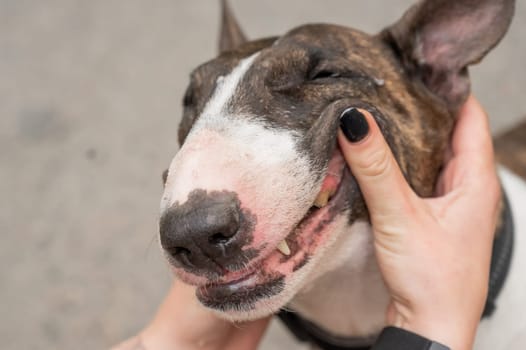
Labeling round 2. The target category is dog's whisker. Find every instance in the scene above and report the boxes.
[143,231,159,259]
[280,305,297,313]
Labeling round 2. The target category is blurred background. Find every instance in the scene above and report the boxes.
[1,1,525,349]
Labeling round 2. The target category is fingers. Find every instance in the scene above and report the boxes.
[451,96,500,196]
[224,317,271,350]
[338,108,416,217]
[452,96,496,170]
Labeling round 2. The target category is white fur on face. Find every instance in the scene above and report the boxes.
[162,52,321,263]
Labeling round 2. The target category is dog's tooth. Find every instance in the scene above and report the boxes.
[314,190,330,208]
[277,240,291,256]
[374,77,385,87]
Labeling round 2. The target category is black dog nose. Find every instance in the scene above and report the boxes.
[159,190,248,274]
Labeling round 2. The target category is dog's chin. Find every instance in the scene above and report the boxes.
[194,252,332,321]
[175,150,351,320]
[196,275,289,321]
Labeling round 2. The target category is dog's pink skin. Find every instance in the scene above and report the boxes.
[163,128,309,274]
[166,140,346,288]
[170,267,209,286]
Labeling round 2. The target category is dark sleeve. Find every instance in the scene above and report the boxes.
[371,327,450,350]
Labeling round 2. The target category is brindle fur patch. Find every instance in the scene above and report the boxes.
[495,119,526,180]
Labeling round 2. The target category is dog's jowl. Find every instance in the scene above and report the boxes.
[160,0,526,349]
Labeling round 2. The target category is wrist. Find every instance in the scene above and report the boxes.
[141,328,230,350]
[374,327,451,350]
[391,312,476,350]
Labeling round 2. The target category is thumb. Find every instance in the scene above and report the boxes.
[337,108,416,217]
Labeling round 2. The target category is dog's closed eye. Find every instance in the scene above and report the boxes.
[309,69,340,80]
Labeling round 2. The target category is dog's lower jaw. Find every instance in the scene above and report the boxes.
[196,220,390,338]
[197,212,365,323]
[288,221,390,338]
[190,220,387,332]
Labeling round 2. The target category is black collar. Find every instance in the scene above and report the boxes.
[483,189,514,317]
[277,190,514,350]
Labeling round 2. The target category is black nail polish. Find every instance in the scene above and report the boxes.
[340,108,369,143]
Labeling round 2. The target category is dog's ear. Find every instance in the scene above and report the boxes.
[219,0,247,53]
[162,169,168,187]
[382,0,514,111]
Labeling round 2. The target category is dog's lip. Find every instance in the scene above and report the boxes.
[196,274,285,312]
[198,267,259,296]
[198,149,348,296]
[276,153,346,254]
[211,261,262,286]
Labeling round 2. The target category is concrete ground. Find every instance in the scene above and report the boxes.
[1,1,525,349]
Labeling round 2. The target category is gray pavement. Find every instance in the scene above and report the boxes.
[1,1,525,349]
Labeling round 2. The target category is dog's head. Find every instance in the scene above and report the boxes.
[160,0,514,320]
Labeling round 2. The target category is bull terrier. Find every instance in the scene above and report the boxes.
[159,0,526,348]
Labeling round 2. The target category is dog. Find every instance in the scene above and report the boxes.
[159,0,526,348]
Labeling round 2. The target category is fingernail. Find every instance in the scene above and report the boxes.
[339,108,369,143]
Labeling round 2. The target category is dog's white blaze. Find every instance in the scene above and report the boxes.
[162,52,260,210]
[201,52,259,120]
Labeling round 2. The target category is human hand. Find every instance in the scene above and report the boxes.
[337,96,500,350]
[112,281,270,350]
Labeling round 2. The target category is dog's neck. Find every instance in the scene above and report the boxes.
[289,221,390,338]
